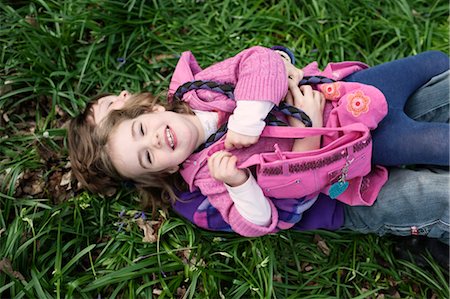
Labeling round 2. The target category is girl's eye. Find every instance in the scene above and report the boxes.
[140,123,145,136]
[146,151,152,164]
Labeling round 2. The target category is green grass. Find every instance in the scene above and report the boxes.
[0,0,449,297]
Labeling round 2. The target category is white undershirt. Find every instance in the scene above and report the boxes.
[192,109,219,141]
[228,101,274,136]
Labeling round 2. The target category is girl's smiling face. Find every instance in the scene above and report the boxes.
[107,105,205,178]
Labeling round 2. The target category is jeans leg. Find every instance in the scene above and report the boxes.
[343,167,450,244]
[405,70,450,123]
[371,111,449,165]
[345,51,450,166]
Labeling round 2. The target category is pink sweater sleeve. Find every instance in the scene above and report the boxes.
[194,176,281,236]
[233,46,288,103]
[196,46,289,105]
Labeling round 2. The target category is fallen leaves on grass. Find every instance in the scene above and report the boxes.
[136,218,159,243]
[15,170,44,197]
[301,262,313,272]
[313,234,331,256]
[2,111,10,122]
[60,169,72,189]
[0,258,25,281]
[177,286,187,298]
[273,273,282,283]
[147,53,178,64]
[23,170,45,195]
[178,248,206,268]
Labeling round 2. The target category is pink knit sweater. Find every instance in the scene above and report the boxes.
[170,46,388,236]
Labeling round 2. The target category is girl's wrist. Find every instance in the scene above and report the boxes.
[226,169,250,187]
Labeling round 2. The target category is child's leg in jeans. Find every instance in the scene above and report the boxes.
[343,166,449,244]
[405,70,449,123]
[344,51,449,166]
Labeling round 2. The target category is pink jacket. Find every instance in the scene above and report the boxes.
[169,46,388,236]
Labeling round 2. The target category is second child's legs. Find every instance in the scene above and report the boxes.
[405,70,449,123]
[343,166,449,244]
[344,51,450,166]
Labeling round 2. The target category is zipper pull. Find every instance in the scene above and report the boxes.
[273,143,286,160]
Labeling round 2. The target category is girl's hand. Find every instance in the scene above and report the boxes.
[285,85,325,128]
[285,85,325,152]
[208,151,249,187]
[224,130,259,150]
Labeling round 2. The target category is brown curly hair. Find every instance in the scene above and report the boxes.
[67,93,113,193]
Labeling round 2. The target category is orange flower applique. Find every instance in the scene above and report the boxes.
[320,83,340,100]
[347,90,371,117]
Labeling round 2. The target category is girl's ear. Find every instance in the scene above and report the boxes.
[152,105,166,113]
[166,165,179,174]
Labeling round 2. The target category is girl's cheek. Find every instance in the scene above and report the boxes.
[111,100,125,110]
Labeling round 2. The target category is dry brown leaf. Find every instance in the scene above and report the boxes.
[181,248,192,265]
[313,234,330,256]
[273,273,282,283]
[387,276,398,287]
[412,283,420,294]
[55,105,66,117]
[136,218,158,243]
[304,265,313,272]
[178,248,206,267]
[147,53,177,64]
[177,286,187,298]
[22,175,45,196]
[2,112,9,122]
[0,258,25,281]
[301,261,314,272]
[0,83,12,97]
[60,170,72,190]
[25,15,38,27]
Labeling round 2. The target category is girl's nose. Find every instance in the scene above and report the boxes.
[151,132,162,149]
[119,90,131,101]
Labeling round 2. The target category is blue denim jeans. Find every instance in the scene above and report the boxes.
[344,51,449,166]
[343,70,450,244]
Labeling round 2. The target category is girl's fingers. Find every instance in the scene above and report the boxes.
[285,90,294,105]
[208,151,234,177]
[289,84,304,105]
[299,85,313,98]
[313,91,326,109]
[225,155,238,173]
[208,151,227,173]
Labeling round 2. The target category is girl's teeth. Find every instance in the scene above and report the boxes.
[166,127,174,149]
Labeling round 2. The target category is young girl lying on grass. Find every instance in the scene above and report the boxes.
[68,46,449,243]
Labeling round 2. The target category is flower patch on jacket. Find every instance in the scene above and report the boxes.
[346,90,371,117]
[320,82,341,100]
